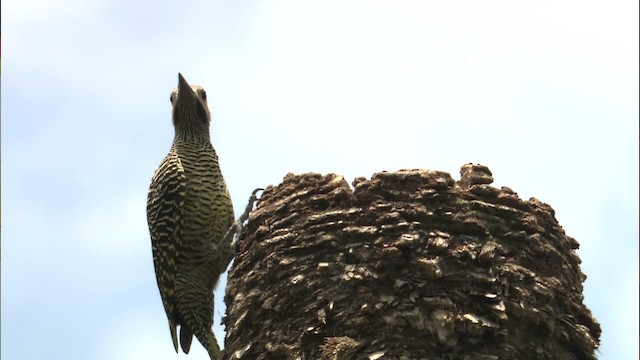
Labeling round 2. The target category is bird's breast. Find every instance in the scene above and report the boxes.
[173,142,234,252]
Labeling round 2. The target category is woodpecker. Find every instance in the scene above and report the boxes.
[147,73,234,359]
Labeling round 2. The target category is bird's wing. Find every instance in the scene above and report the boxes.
[147,151,186,353]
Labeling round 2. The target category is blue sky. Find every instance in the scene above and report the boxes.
[2,1,638,359]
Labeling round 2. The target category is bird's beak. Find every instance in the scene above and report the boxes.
[177,73,196,101]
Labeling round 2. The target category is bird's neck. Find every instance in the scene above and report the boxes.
[174,127,211,143]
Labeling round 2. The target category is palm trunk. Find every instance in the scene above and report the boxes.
[222,164,600,360]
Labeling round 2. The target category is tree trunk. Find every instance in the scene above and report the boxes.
[222,164,600,360]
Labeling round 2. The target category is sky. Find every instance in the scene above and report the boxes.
[1,1,638,359]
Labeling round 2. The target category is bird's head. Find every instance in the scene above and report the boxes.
[170,73,211,141]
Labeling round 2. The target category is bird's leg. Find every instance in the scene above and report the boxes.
[220,188,263,258]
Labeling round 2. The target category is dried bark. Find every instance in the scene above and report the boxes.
[222,164,600,360]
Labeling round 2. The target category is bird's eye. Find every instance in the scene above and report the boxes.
[200,90,207,101]
[170,93,175,103]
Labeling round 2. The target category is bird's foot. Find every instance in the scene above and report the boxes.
[220,188,264,257]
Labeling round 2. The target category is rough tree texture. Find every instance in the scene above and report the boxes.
[222,164,601,360]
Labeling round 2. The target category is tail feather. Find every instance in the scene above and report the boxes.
[180,325,194,354]
[170,322,179,353]
[204,332,221,360]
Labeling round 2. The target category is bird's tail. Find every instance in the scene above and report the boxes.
[179,325,194,354]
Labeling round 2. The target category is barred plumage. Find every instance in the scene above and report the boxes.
[147,73,234,359]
